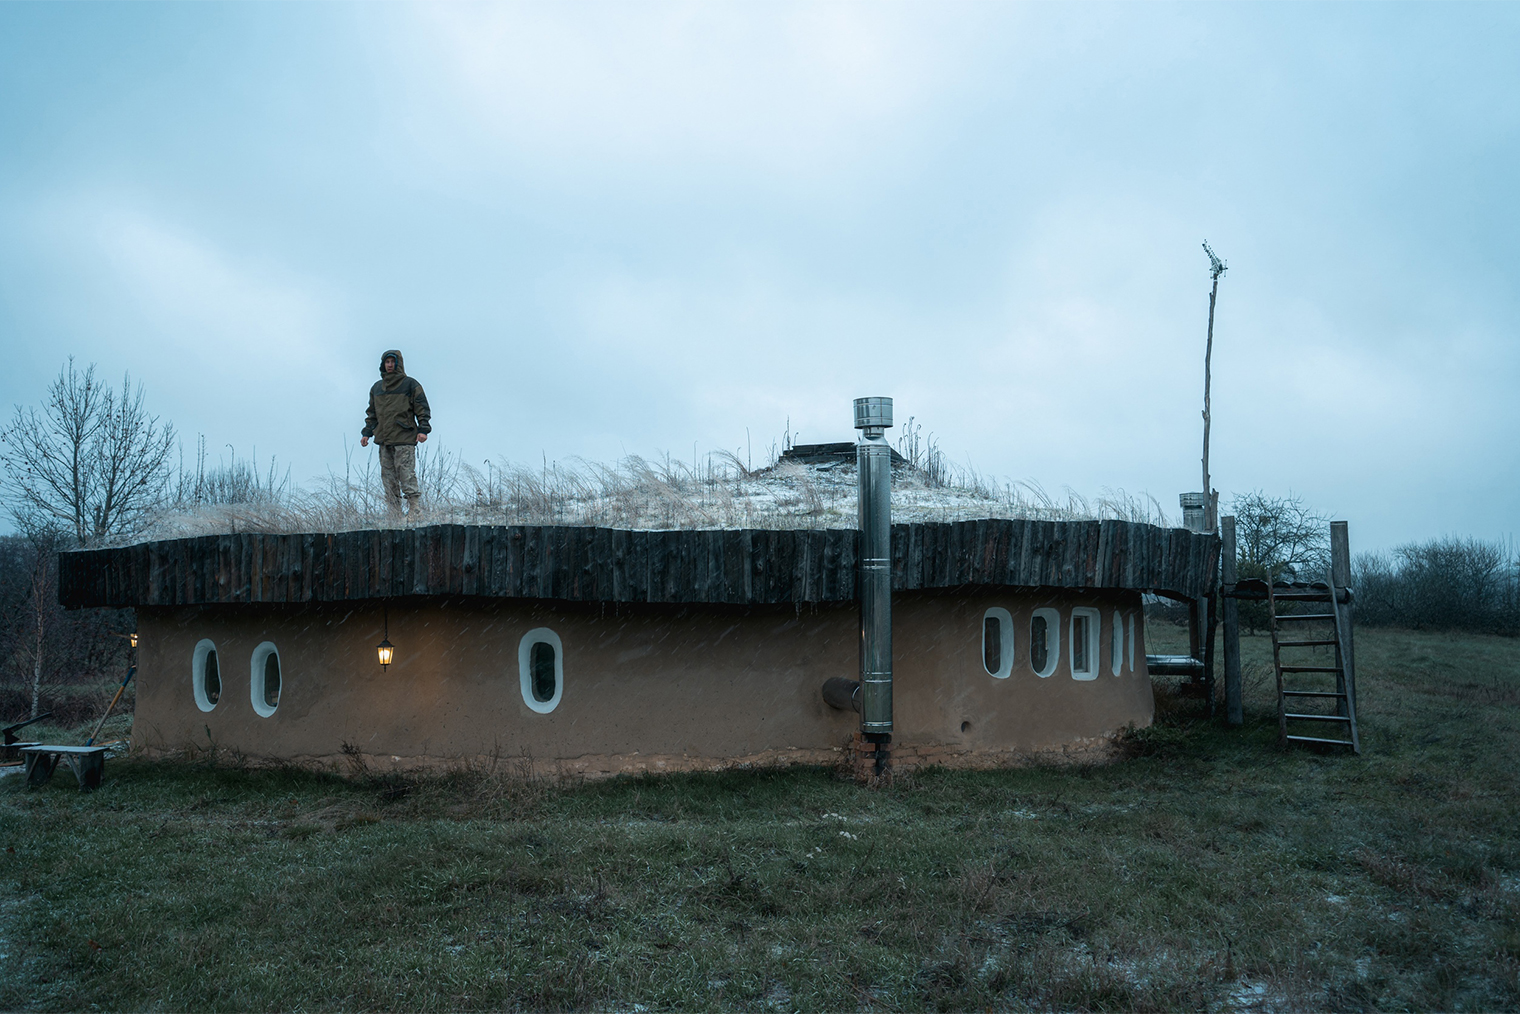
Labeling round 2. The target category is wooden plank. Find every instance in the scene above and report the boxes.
[229,534,243,602]
[797,530,814,603]
[701,529,719,603]
[526,526,545,599]
[750,529,773,603]
[661,529,683,603]
[503,526,523,598]
[485,525,502,595]
[239,533,254,602]
[627,528,648,603]
[352,530,370,599]
[607,527,626,602]
[146,542,163,607]
[405,528,425,597]
[461,525,480,596]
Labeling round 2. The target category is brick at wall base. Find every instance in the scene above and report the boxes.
[847,732,893,784]
[844,732,1124,781]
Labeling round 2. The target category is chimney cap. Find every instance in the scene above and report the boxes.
[853,397,893,430]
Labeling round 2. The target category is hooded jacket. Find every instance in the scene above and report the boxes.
[362,350,432,446]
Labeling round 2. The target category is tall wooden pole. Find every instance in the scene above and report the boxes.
[1201,242,1226,532]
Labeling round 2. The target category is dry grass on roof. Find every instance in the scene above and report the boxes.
[112,446,1174,546]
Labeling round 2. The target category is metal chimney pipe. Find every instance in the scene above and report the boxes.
[854,397,894,738]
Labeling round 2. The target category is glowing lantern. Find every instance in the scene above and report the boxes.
[377,607,394,668]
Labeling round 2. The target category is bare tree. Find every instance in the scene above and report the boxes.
[0,359,177,544]
[1230,490,1330,634]
[1230,490,1329,582]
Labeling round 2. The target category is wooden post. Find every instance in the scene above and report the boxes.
[1329,520,1351,591]
[1204,590,1218,717]
[1329,521,1354,718]
[1222,515,1242,726]
[1187,596,1201,666]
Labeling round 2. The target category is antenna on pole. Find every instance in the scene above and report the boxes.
[1204,241,1227,282]
[1200,241,1227,532]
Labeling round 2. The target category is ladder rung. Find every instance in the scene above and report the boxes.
[1274,614,1335,621]
[1284,713,1352,723]
[1277,639,1338,647]
[1280,665,1342,673]
[1285,734,1356,747]
[1282,690,1347,698]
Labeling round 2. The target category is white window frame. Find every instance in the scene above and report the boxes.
[192,638,220,713]
[982,607,1014,679]
[1128,613,1136,673]
[518,627,564,714]
[250,641,281,718]
[1111,610,1124,676]
[1070,607,1101,681]
[1030,607,1060,679]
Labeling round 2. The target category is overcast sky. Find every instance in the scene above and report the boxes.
[1,3,1515,552]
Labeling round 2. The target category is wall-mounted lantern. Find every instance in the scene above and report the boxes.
[377,606,394,669]
[129,632,138,649]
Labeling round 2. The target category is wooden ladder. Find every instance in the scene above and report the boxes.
[1267,578,1360,753]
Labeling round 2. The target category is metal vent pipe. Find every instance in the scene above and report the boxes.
[854,397,894,736]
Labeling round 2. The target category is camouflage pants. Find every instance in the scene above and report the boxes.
[379,443,420,510]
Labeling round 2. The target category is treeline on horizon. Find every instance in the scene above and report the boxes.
[1355,537,1520,637]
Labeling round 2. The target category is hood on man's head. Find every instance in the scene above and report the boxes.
[379,349,406,376]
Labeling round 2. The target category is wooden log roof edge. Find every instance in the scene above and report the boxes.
[57,520,1221,609]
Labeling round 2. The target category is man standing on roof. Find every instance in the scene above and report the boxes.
[360,350,432,514]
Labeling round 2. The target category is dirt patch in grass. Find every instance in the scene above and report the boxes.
[2,626,1518,1011]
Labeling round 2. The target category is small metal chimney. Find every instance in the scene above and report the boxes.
[1179,492,1208,533]
[855,397,894,738]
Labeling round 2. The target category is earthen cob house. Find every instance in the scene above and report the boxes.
[59,517,1219,776]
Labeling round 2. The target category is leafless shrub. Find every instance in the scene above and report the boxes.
[172,436,290,509]
[1357,537,1518,635]
[897,416,949,487]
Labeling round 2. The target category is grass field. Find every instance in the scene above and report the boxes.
[2,624,1518,1012]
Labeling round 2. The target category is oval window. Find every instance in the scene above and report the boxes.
[518,628,563,714]
[982,607,1013,679]
[1111,610,1124,675]
[1128,613,1137,673]
[1030,608,1060,678]
[1070,607,1100,681]
[192,639,221,713]
[250,642,282,718]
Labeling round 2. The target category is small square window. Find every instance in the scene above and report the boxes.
[1070,608,1101,681]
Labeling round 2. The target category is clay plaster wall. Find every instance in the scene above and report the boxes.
[132,590,1151,775]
